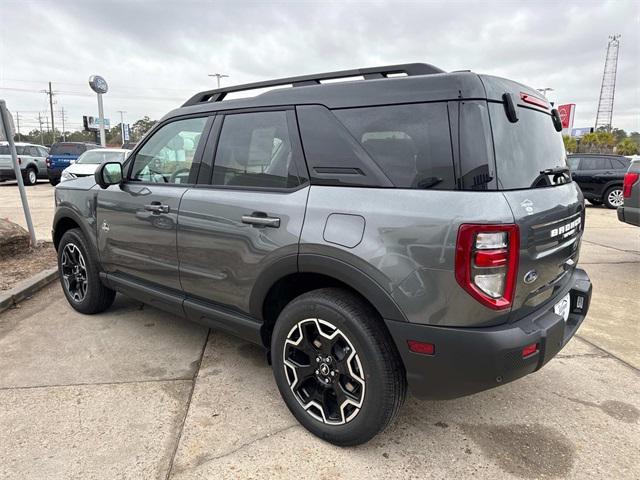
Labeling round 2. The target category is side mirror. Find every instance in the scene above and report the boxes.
[95,161,123,189]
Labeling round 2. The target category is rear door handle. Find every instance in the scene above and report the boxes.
[242,213,280,228]
[144,202,170,214]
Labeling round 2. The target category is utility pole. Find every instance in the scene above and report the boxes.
[118,110,126,144]
[37,113,44,145]
[15,112,20,141]
[42,82,56,144]
[60,106,66,141]
[208,73,229,89]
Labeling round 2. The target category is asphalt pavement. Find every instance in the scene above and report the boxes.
[0,181,638,479]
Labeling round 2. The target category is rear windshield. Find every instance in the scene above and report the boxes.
[77,150,125,164]
[489,103,568,190]
[50,143,90,155]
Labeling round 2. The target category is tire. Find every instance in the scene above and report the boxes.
[271,288,406,446]
[23,167,37,186]
[603,186,624,209]
[587,199,602,206]
[57,228,115,314]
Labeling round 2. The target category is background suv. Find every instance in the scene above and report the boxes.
[567,153,631,208]
[0,142,49,185]
[52,64,592,446]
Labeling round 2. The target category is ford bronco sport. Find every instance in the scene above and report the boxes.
[52,64,592,446]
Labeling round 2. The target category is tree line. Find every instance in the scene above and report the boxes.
[12,116,158,146]
[563,127,640,156]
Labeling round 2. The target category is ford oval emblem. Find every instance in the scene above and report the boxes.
[523,270,538,284]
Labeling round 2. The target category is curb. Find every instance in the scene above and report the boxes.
[0,267,58,314]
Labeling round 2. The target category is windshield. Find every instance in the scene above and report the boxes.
[77,150,125,164]
[489,103,569,190]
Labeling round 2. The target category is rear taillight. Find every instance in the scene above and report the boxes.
[455,224,519,310]
[623,172,639,198]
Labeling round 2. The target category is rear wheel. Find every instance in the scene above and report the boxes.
[23,167,37,186]
[271,288,406,446]
[604,186,624,209]
[57,228,115,314]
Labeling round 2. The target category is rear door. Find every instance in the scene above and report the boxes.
[177,109,309,314]
[486,101,584,321]
[97,115,212,294]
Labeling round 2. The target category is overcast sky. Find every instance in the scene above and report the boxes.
[1,0,638,136]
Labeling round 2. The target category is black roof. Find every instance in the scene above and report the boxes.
[163,63,544,121]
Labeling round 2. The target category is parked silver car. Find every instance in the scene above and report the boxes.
[0,142,49,185]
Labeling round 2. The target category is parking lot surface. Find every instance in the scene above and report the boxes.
[0,181,638,479]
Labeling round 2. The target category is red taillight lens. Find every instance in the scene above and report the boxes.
[407,340,435,355]
[623,172,639,199]
[522,343,539,358]
[455,224,519,310]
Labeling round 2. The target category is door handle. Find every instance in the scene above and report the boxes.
[241,213,280,228]
[144,202,170,214]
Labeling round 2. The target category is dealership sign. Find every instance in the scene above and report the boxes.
[557,103,576,136]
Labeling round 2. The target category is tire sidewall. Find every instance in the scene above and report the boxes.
[604,186,623,209]
[271,293,393,445]
[57,229,96,311]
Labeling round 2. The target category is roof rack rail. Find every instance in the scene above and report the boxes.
[182,63,444,107]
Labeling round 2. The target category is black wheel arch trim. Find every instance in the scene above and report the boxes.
[52,207,97,252]
[249,252,407,323]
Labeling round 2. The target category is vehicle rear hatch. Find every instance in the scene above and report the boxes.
[47,143,86,169]
[482,77,585,321]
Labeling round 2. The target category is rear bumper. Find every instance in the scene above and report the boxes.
[617,205,640,227]
[386,268,592,400]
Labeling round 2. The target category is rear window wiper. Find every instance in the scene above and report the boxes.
[540,166,569,175]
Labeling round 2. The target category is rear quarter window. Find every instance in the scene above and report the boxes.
[333,103,455,189]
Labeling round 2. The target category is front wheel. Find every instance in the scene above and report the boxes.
[57,228,115,314]
[604,186,624,209]
[271,288,406,446]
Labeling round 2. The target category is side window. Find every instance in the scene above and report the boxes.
[333,102,455,189]
[580,158,599,170]
[566,157,580,170]
[212,111,299,189]
[130,117,207,184]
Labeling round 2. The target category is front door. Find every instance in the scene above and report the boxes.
[178,109,309,314]
[97,116,211,290]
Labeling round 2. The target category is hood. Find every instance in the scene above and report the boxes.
[56,174,97,190]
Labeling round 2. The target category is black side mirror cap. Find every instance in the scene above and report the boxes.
[95,161,123,189]
[551,108,563,132]
[502,93,518,123]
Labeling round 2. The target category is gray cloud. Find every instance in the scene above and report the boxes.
[1,0,637,134]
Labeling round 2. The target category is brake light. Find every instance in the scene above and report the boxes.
[520,92,549,110]
[623,172,639,198]
[455,224,519,310]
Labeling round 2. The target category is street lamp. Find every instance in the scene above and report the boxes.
[89,75,108,147]
[208,73,229,89]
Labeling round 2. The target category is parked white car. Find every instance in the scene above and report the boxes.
[60,148,130,183]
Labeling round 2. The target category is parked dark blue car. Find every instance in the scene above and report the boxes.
[46,142,102,185]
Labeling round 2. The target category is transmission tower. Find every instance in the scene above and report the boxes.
[594,34,621,132]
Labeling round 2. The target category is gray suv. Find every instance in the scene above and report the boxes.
[52,64,592,446]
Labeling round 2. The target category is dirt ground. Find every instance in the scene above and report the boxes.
[0,242,56,290]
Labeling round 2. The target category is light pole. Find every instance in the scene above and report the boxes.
[208,73,229,89]
[89,75,108,147]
